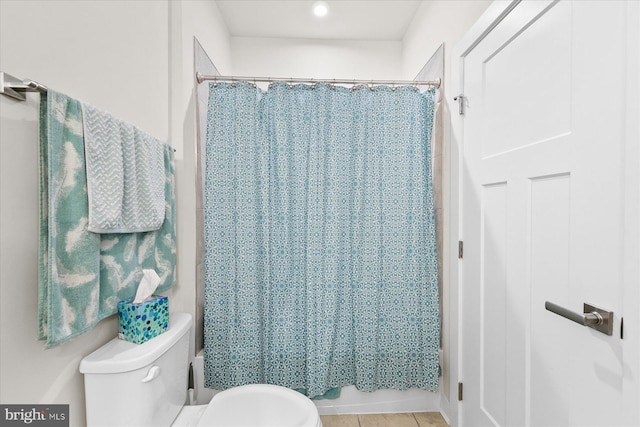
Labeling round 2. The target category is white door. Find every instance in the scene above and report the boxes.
[456,1,639,426]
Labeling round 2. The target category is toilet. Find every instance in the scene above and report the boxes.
[79,313,322,427]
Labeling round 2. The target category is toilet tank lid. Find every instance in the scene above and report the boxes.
[79,313,192,374]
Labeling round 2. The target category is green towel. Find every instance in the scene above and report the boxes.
[38,90,176,348]
[295,387,342,400]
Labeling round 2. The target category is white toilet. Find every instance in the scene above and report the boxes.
[79,313,322,427]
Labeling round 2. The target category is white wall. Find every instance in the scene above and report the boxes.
[402,0,493,82]
[401,1,492,423]
[231,37,402,81]
[0,1,171,425]
[0,1,235,425]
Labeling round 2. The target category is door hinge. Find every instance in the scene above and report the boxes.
[454,94,465,115]
[620,317,624,339]
[458,241,464,259]
[458,382,463,401]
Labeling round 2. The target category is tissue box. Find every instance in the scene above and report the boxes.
[117,295,169,344]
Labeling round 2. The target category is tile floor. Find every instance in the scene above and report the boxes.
[320,412,449,427]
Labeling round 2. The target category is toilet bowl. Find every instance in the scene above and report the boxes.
[80,313,322,427]
[173,384,322,427]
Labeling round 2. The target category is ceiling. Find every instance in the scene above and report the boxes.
[215,1,423,41]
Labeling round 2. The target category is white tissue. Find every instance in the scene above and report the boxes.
[133,269,161,303]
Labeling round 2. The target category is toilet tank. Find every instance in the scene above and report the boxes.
[79,313,192,427]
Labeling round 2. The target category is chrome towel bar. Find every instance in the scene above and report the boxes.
[1,71,47,101]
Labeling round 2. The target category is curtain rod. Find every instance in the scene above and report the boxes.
[1,70,440,103]
[196,72,441,89]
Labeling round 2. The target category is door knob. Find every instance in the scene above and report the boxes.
[545,301,613,336]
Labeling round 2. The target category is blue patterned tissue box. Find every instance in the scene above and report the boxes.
[117,295,169,344]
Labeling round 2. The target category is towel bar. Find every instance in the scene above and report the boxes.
[1,71,47,101]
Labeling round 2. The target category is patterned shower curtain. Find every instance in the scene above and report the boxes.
[203,81,439,398]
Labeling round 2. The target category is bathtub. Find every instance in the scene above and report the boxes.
[192,353,441,415]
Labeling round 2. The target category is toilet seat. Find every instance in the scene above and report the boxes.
[196,384,322,427]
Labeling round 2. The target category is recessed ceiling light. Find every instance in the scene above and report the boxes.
[312,1,329,17]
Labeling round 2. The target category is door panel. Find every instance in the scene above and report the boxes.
[529,174,571,427]
[480,182,508,426]
[460,1,637,426]
[482,1,571,158]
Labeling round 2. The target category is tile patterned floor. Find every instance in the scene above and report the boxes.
[320,412,449,427]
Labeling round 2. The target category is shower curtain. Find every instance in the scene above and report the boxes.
[203,81,439,398]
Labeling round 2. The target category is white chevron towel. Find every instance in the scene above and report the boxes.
[82,103,165,233]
